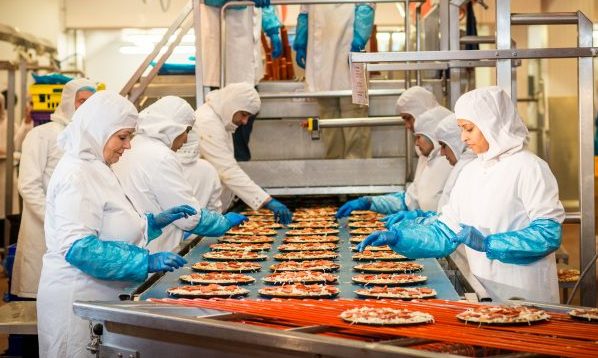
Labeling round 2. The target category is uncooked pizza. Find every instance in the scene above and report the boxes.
[270,260,340,272]
[284,235,340,243]
[295,207,337,215]
[219,235,275,244]
[352,273,427,286]
[287,221,338,229]
[558,268,580,282]
[350,210,375,215]
[354,261,424,273]
[227,227,278,236]
[349,236,368,243]
[293,215,336,222]
[340,307,434,325]
[203,251,267,261]
[238,221,283,230]
[209,242,271,251]
[192,261,261,272]
[245,215,275,222]
[350,227,381,235]
[258,283,339,298]
[352,250,407,261]
[278,242,338,252]
[274,250,338,261]
[456,306,550,324]
[167,284,249,298]
[262,271,338,284]
[351,245,392,251]
[241,209,273,216]
[179,272,255,285]
[286,228,339,236]
[355,286,437,300]
[568,308,598,322]
[349,213,384,221]
[348,221,386,229]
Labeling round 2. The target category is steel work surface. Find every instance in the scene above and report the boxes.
[136,218,460,301]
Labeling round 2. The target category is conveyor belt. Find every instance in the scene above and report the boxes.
[135,217,460,301]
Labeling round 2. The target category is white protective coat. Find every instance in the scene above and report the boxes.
[403,106,453,211]
[439,86,564,303]
[112,96,198,253]
[37,91,147,358]
[195,83,268,210]
[176,130,223,212]
[200,4,263,87]
[12,78,97,298]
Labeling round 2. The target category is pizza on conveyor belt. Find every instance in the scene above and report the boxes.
[351,245,392,251]
[238,221,283,230]
[350,227,382,235]
[192,261,261,272]
[349,213,385,221]
[456,305,551,324]
[203,251,268,261]
[241,209,273,216]
[284,235,340,243]
[352,250,407,261]
[258,283,340,298]
[294,207,337,215]
[348,221,386,229]
[286,228,340,236]
[558,268,580,283]
[292,215,336,222]
[339,306,434,325]
[179,272,255,285]
[569,308,598,322]
[349,236,368,243]
[167,284,249,298]
[352,273,427,286]
[287,221,339,229]
[226,227,278,236]
[354,286,437,299]
[353,261,424,273]
[278,242,338,252]
[209,242,272,251]
[270,260,340,272]
[350,210,376,215]
[262,271,338,284]
[274,250,338,261]
[219,235,275,244]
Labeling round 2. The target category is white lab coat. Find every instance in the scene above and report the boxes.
[439,87,564,303]
[37,91,145,358]
[12,78,97,298]
[113,96,199,253]
[195,83,268,210]
[200,4,263,87]
[176,130,223,212]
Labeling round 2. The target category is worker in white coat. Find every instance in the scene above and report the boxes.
[358,87,564,303]
[293,3,375,159]
[11,78,96,299]
[336,105,452,218]
[113,96,247,253]
[195,82,292,223]
[176,130,223,213]
[37,90,196,357]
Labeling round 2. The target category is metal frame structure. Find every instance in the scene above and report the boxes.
[1,61,17,253]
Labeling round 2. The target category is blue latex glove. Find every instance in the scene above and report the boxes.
[262,6,282,59]
[381,218,460,259]
[356,230,399,252]
[252,0,270,7]
[485,219,562,265]
[336,197,371,218]
[369,192,408,214]
[148,252,187,273]
[265,198,292,224]
[65,235,149,281]
[293,13,308,69]
[351,4,375,52]
[382,210,435,228]
[224,212,248,227]
[191,208,234,237]
[146,205,198,242]
[457,224,486,252]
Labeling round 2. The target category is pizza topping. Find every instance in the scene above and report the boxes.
[354,261,424,273]
[287,221,339,229]
[456,305,550,324]
[278,243,338,251]
[284,235,340,243]
[351,245,392,251]
[192,261,261,272]
[349,236,368,243]
[209,242,271,251]
[259,283,339,298]
[227,227,278,236]
[349,213,384,221]
[569,308,598,321]
[241,209,273,216]
[355,286,437,299]
[238,221,283,230]
[286,228,340,236]
[352,273,427,285]
[203,251,267,261]
[263,271,338,284]
[340,306,434,325]
[274,251,338,261]
[219,235,275,244]
[167,284,249,297]
[179,273,255,284]
[270,260,340,271]
[348,221,386,229]
[350,228,381,235]
[558,268,580,283]
[294,208,337,215]
[352,250,407,261]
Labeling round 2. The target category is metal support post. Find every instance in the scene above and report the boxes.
[4,65,16,252]
[192,0,204,107]
[19,56,27,122]
[448,0,462,109]
[415,3,422,86]
[496,0,514,102]
[404,0,411,87]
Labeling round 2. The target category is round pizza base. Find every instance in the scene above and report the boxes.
[219,237,275,244]
[274,254,338,261]
[167,288,250,299]
[340,315,434,326]
[179,275,255,285]
[353,264,424,274]
[258,290,339,299]
[284,237,340,243]
[352,276,427,286]
[210,246,271,252]
[203,254,268,261]
[456,312,551,325]
[227,231,278,236]
[191,263,261,273]
[278,246,338,252]
[354,289,437,300]
[352,255,409,261]
[568,309,598,323]
[286,230,340,236]
[270,263,340,272]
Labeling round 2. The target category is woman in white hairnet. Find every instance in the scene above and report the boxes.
[37,91,195,357]
[113,96,245,253]
[336,104,452,218]
[358,87,564,303]
[195,82,292,223]
[11,78,96,299]
[176,130,223,213]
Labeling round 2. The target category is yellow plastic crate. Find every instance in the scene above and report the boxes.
[30,84,64,111]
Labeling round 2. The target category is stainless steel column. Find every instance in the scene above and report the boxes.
[4,65,16,251]
[495,0,514,102]
[448,0,463,109]
[193,0,205,106]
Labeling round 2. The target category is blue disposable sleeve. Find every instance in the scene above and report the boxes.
[351,4,375,52]
[369,192,408,214]
[145,214,162,243]
[190,208,231,237]
[65,235,149,282]
[389,218,460,259]
[293,13,308,51]
[262,6,281,35]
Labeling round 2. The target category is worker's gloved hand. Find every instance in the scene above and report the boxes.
[146,205,198,242]
[252,0,270,8]
[293,13,308,69]
[148,252,187,273]
[351,4,375,52]
[262,6,282,59]
[356,230,399,252]
[382,210,419,228]
[336,197,371,218]
[457,224,486,252]
[269,32,283,58]
[224,212,248,227]
[265,198,292,224]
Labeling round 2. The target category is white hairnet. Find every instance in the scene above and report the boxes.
[435,113,468,161]
[206,82,260,132]
[58,90,138,161]
[51,78,97,126]
[176,129,199,165]
[455,86,528,161]
[414,105,453,148]
[396,86,438,120]
[137,96,195,148]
